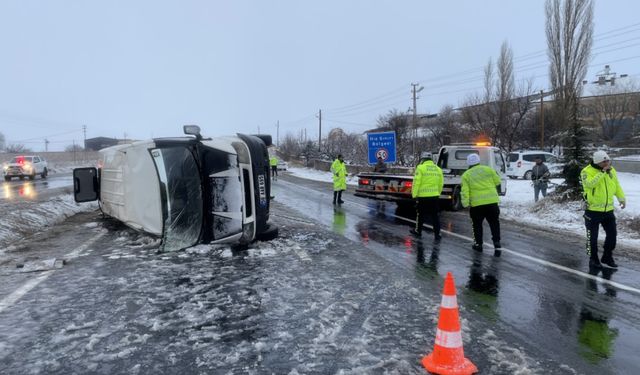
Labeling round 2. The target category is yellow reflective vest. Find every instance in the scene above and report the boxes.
[412,160,444,198]
[330,159,347,191]
[580,164,625,212]
[269,156,278,167]
[461,165,501,208]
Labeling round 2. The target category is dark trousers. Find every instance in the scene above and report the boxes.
[333,190,344,204]
[584,210,617,261]
[469,203,500,246]
[415,197,440,236]
[271,166,278,179]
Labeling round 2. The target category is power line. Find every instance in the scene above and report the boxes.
[10,128,82,143]
[325,33,640,119]
[282,21,640,133]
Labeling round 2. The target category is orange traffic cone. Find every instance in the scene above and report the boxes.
[422,272,478,375]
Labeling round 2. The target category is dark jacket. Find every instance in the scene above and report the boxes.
[373,160,387,173]
[531,163,550,181]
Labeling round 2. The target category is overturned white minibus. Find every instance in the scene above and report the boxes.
[73,126,278,251]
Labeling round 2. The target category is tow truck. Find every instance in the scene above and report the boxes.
[73,125,278,251]
[354,144,507,210]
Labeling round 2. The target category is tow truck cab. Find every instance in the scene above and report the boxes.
[73,126,277,251]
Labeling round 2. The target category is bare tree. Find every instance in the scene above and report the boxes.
[425,105,463,147]
[586,79,640,143]
[546,0,593,152]
[462,41,536,153]
[6,143,30,153]
[0,132,5,151]
[65,144,84,152]
[545,0,594,193]
[279,133,302,158]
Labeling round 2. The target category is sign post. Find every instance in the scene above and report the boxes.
[367,132,396,164]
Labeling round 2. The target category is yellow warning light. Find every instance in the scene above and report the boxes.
[475,142,491,146]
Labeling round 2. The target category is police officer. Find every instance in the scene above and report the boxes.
[461,153,502,256]
[269,155,278,180]
[409,152,444,241]
[331,154,347,204]
[581,150,626,269]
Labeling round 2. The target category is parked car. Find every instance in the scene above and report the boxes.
[73,126,278,251]
[277,160,288,171]
[3,155,48,181]
[506,151,562,179]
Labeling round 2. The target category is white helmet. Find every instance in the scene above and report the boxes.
[420,152,432,160]
[593,150,611,164]
[466,153,480,166]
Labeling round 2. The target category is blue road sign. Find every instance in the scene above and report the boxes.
[367,131,396,164]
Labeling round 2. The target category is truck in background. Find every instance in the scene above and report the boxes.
[73,125,278,251]
[354,144,507,211]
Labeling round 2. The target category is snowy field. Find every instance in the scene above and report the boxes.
[287,167,640,251]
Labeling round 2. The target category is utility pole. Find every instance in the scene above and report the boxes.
[44,138,49,152]
[540,90,544,149]
[317,109,322,152]
[411,83,424,161]
[276,120,279,147]
[82,124,87,161]
[72,140,77,163]
[583,65,628,86]
[258,125,261,134]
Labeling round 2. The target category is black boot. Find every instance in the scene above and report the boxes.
[337,191,344,204]
[333,191,338,205]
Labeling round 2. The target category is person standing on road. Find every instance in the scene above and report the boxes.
[409,152,444,241]
[269,155,278,181]
[581,150,626,269]
[373,156,388,173]
[331,154,347,205]
[461,153,503,256]
[532,156,550,202]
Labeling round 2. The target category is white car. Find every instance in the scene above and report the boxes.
[73,126,278,251]
[506,151,562,179]
[276,160,288,171]
[3,155,49,181]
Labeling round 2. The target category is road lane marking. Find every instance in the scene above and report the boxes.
[0,271,54,314]
[279,179,640,295]
[0,232,106,314]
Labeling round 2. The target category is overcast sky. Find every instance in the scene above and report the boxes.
[1,0,639,151]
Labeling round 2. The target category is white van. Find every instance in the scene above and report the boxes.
[506,151,562,179]
[73,126,278,251]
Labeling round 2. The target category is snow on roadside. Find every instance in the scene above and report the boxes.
[288,167,640,249]
[288,167,359,186]
[0,195,98,254]
[501,174,640,250]
[47,160,99,175]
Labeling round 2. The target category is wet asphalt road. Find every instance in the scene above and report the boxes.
[271,172,640,374]
[0,171,639,374]
[1,173,73,202]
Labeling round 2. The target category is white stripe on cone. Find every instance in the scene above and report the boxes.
[440,294,458,309]
[434,328,463,349]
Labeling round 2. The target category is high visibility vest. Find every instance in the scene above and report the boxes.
[461,165,501,207]
[330,159,347,191]
[581,164,625,212]
[269,157,278,167]
[412,160,444,198]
